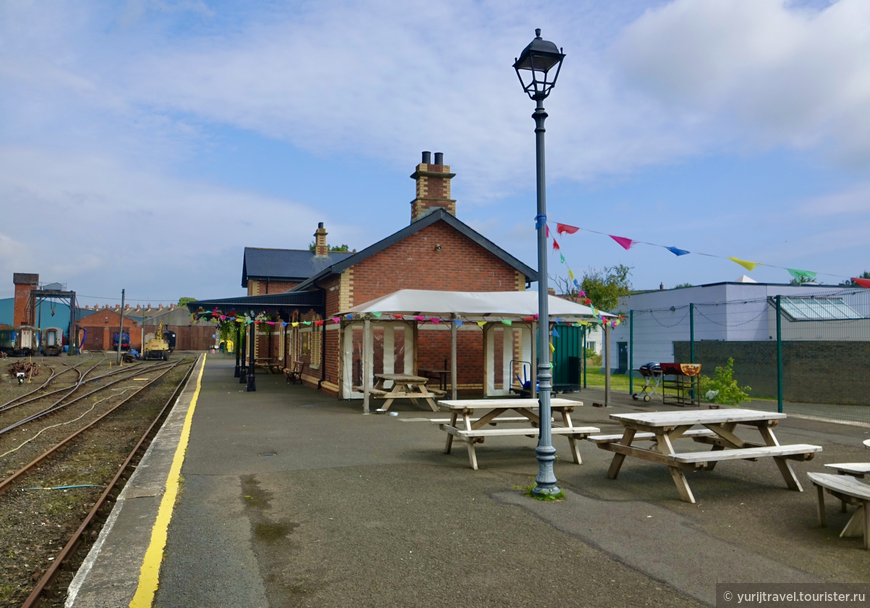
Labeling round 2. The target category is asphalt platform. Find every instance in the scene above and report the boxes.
[66,354,870,607]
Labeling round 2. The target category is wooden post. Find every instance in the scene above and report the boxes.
[530,321,537,398]
[604,323,611,407]
[363,317,372,414]
[450,314,458,400]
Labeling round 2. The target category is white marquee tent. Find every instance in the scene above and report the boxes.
[338,290,614,411]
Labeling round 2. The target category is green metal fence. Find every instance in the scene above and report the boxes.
[622,288,870,426]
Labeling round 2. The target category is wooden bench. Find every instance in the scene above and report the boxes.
[283,361,304,385]
[440,422,600,469]
[807,472,870,550]
[825,463,870,478]
[669,444,821,467]
[587,429,717,443]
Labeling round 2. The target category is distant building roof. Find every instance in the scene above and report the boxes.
[241,248,355,287]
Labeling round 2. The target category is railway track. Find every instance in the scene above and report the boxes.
[0,361,174,438]
[0,356,198,607]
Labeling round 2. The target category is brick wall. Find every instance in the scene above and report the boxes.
[674,341,870,406]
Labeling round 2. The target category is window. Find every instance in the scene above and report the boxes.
[311,319,322,368]
[778,297,861,321]
[587,341,596,352]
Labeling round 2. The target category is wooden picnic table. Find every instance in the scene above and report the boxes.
[359,373,444,412]
[589,408,822,504]
[437,398,599,470]
[865,439,870,450]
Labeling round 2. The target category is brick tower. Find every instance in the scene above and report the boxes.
[410,151,456,222]
[13,273,39,326]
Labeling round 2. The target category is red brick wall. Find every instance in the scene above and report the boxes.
[14,283,36,326]
[347,223,519,305]
[322,221,523,395]
[247,279,299,296]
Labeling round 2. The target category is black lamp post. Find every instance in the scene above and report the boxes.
[247,311,256,391]
[234,322,241,378]
[239,322,248,384]
[514,28,565,497]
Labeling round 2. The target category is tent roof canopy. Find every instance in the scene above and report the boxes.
[339,289,615,321]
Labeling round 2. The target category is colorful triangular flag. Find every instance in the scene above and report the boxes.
[556,223,579,235]
[728,257,758,271]
[787,268,817,281]
[666,246,690,256]
[609,235,635,250]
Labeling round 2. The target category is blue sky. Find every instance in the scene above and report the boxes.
[1,0,867,307]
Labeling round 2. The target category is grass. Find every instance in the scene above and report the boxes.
[513,481,566,502]
[579,369,635,392]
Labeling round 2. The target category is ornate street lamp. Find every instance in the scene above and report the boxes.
[514,29,565,497]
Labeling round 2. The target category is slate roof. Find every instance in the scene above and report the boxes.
[241,248,355,287]
[291,209,537,292]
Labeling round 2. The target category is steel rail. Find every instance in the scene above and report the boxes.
[0,358,189,495]
[0,361,177,436]
[0,359,109,414]
[19,355,199,608]
[0,360,89,411]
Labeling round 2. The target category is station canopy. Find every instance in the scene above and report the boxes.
[338,289,614,322]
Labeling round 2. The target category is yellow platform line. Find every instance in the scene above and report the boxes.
[129,354,206,607]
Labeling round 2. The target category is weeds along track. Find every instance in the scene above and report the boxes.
[0,356,197,607]
[0,354,107,413]
[0,361,178,474]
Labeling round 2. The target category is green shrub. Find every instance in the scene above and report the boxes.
[699,358,751,406]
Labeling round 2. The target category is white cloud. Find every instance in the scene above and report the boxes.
[615,0,870,164]
[0,146,360,301]
[799,183,870,215]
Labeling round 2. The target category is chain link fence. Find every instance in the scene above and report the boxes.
[621,287,870,426]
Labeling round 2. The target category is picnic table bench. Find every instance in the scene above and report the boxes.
[808,472,870,550]
[590,408,822,503]
[436,398,599,470]
[354,373,445,412]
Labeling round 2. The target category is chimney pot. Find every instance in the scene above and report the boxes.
[434,152,443,165]
[421,151,431,164]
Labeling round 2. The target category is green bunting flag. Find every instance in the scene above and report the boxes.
[787,268,817,281]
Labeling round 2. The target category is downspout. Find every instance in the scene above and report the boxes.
[318,289,327,390]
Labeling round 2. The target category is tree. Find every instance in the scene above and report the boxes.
[308,242,357,252]
[580,264,632,312]
[178,297,197,306]
[840,271,870,286]
[789,276,814,286]
[673,283,693,289]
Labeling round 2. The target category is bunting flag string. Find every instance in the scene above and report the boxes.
[549,221,853,283]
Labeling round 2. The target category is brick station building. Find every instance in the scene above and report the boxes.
[207,152,536,397]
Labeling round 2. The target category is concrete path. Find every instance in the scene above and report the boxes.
[69,355,870,607]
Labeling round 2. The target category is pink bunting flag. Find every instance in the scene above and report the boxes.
[546,225,550,238]
[556,223,579,235]
[430,318,441,324]
[331,317,340,324]
[266,321,275,325]
[414,315,425,322]
[609,235,635,250]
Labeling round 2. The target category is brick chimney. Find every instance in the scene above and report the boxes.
[314,222,328,257]
[13,273,38,326]
[410,151,456,222]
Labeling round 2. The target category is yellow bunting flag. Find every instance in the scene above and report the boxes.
[291,322,298,327]
[476,321,486,328]
[549,342,555,353]
[728,257,758,271]
[568,269,574,281]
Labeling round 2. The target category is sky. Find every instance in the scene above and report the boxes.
[1,0,868,308]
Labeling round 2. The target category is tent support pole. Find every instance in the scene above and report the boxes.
[450,314,458,400]
[363,318,371,414]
